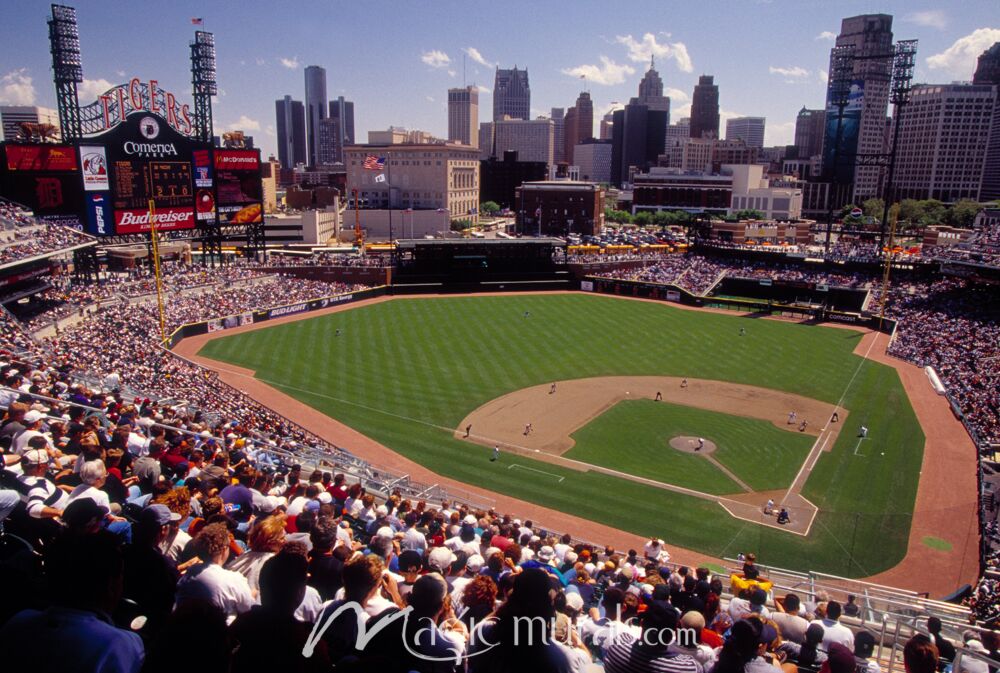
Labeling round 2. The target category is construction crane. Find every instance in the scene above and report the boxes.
[351,188,365,250]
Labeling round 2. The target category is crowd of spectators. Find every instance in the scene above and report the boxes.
[33,275,365,438]
[934,215,1000,269]
[882,278,999,446]
[13,263,272,330]
[0,208,995,667]
[0,200,96,266]
[594,255,878,296]
[1,398,959,672]
[268,253,389,268]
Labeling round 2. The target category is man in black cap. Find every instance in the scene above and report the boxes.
[604,599,702,673]
[122,504,180,636]
[62,498,110,535]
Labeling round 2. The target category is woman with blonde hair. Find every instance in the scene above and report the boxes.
[226,513,287,595]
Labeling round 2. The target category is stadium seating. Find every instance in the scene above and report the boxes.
[0,224,998,670]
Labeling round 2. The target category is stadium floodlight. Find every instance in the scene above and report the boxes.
[822,43,855,250]
[190,30,217,142]
[48,3,84,139]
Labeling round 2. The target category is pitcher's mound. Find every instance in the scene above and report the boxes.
[670,436,717,454]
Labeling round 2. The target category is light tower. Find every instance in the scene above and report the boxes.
[48,4,84,141]
[190,31,217,143]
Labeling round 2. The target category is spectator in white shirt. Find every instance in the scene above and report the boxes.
[810,600,854,651]
[176,522,254,621]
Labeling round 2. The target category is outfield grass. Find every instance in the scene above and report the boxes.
[566,400,815,494]
[198,294,925,576]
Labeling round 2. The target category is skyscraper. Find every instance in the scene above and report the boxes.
[973,42,1000,85]
[448,86,479,147]
[725,117,765,149]
[636,59,671,115]
[821,14,894,201]
[610,103,668,186]
[329,98,355,144]
[794,108,826,159]
[690,75,720,139]
[974,43,1000,200]
[893,84,996,203]
[551,108,566,163]
[314,98,353,166]
[493,66,530,121]
[600,109,616,140]
[564,91,594,164]
[304,65,327,167]
[274,96,306,169]
[563,107,578,165]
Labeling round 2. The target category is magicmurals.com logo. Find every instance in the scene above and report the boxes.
[301,601,698,664]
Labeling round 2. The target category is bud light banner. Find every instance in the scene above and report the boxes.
[85,192,113,236]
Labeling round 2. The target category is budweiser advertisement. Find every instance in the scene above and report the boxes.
[115,206,195,234]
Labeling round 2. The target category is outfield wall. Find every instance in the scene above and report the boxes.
[165,285,390,347]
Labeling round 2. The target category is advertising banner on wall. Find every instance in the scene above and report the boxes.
[79,146,110,191]
[214,149,263,225]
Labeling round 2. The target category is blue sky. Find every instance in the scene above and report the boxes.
[2,1,997,160]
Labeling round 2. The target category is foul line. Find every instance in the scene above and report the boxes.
[507,463,565,482]
[853,437,867,456]
[783,330,882,500]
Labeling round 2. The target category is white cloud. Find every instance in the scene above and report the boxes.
[264,124,275,137]
[561,56,636,86]
[926,28,1000,77]
[477,85,491,95]
[278,56,300,69]
[719,108,745,126]
[225,115,260,132]
[769,65,809,79]
[0,69,36,105]
[77,78,115,102]
[818,69,829,84]
[115,70,126,78]
[425,95,435,102]
[765,120,796,147]
[447,70,457,78]
[905,10,948,30]
[463,47,493,68]
[665,87,689,102]
[598,101,625,118]
[815,31,836,41]
[615,33,693,73]
[255,58,266,66]
[421,50,451,69]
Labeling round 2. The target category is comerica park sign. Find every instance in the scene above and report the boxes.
[79,78,195,137]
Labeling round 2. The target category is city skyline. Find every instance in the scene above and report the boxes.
[0,0,997,162]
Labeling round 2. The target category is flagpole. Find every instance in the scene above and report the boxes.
[387,151,393,264]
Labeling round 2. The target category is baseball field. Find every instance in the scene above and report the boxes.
[197,293,926,576]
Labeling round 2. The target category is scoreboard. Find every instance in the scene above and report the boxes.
[0,109,263,237]
[112,160,193,211]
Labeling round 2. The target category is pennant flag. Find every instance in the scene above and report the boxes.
[191,17,204,25]
[374,173,386,183]
[363,155,386,170]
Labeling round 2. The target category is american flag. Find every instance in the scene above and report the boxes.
[363,155,386,170]
[191,17,204,25]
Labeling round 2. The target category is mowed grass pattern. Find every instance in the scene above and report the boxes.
[199,294,925,576]
[566,400,815,494]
